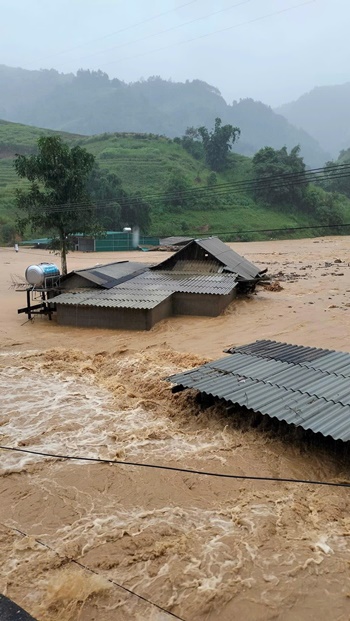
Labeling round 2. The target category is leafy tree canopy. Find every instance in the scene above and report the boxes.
[252,145,347,229]
[14,136,96,274]
[87,165,151,232]
[196,117,240,172]
[252,145,307,208]
[176,118,240,172]
[321,150,350,199]
[164,171,193,212]
[305,185,345,228]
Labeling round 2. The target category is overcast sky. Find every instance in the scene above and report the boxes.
[0,0,348,106]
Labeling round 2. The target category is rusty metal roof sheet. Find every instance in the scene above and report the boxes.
[166,340,350,442]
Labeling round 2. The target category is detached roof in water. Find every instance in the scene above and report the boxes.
[166,340,350,442]
[0,594,37,620]
[154,237,263,281]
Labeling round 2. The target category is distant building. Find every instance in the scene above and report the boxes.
[52,237,266,331]
[72,231,159,252]
[20,231,159,252]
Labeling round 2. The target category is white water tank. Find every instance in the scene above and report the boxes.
[25,263,60,286]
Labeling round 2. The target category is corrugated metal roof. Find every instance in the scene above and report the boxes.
[159,236,194,246]
[53,288,169,310]
[196,238,263,280]
[54,270,238,308]
[154,237,264,282]
[62,261,150,289]
[229,340,350,377]
[166,340,350,442]
[162,259,225,274]
[229,340,331,363]
[130,271,238,295]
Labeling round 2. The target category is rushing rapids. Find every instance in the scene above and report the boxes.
[1,239,350,620]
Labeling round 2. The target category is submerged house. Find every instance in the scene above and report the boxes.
[52,237,266,331]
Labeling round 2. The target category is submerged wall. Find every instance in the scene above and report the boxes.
[56,297,172,331]
[57,304,151,330]
[56,290,236,330]
[172,291,236,317]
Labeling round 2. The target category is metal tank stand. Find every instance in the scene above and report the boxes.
[18,287,55,321]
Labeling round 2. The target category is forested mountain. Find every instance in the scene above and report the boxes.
[0,65,328,166]
[276,83,350,158]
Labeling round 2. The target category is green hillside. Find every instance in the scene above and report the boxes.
[0,120,349,244]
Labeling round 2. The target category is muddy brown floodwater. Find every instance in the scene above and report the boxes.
[0,238,350,621]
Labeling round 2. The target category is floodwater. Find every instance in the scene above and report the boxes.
[0,239,350,621]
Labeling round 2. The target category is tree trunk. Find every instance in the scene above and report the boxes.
[59,230,68,275]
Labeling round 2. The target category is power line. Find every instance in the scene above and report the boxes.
[66,162,350,199]
[10,153,350,214]
[28,171,350,215]
[78,0,255,63]
[0,248,154,260]
[18,162,350,214]
[104,0,317,68]
[5,161,350,189]
[32,0,200,64]
[4,524,187,621]
[122,162,350,201]
[186,222,350,235]
[1,445,349,488]
[7,222,350,260]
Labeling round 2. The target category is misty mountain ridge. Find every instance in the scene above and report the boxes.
[276,82,350,159]
[0,64,329,166]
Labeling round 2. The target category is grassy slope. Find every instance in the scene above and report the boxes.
[0,121,348,241]
[0,120,83,224]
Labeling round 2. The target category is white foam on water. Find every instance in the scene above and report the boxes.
[1,351,350,620]
[0,364,234,472]
[5,492,348,619]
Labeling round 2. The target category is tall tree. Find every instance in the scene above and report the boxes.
[86,166,123,231]
[14,136,96,274]
[321,150,350,198]
[197,117,240,171]
[87,165,151,232]
[175,127,204,160]
[164,171,193,212]
[252,145,307,208]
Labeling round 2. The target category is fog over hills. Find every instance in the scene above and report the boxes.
[276,83,350,159]
[0,64,329,167]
